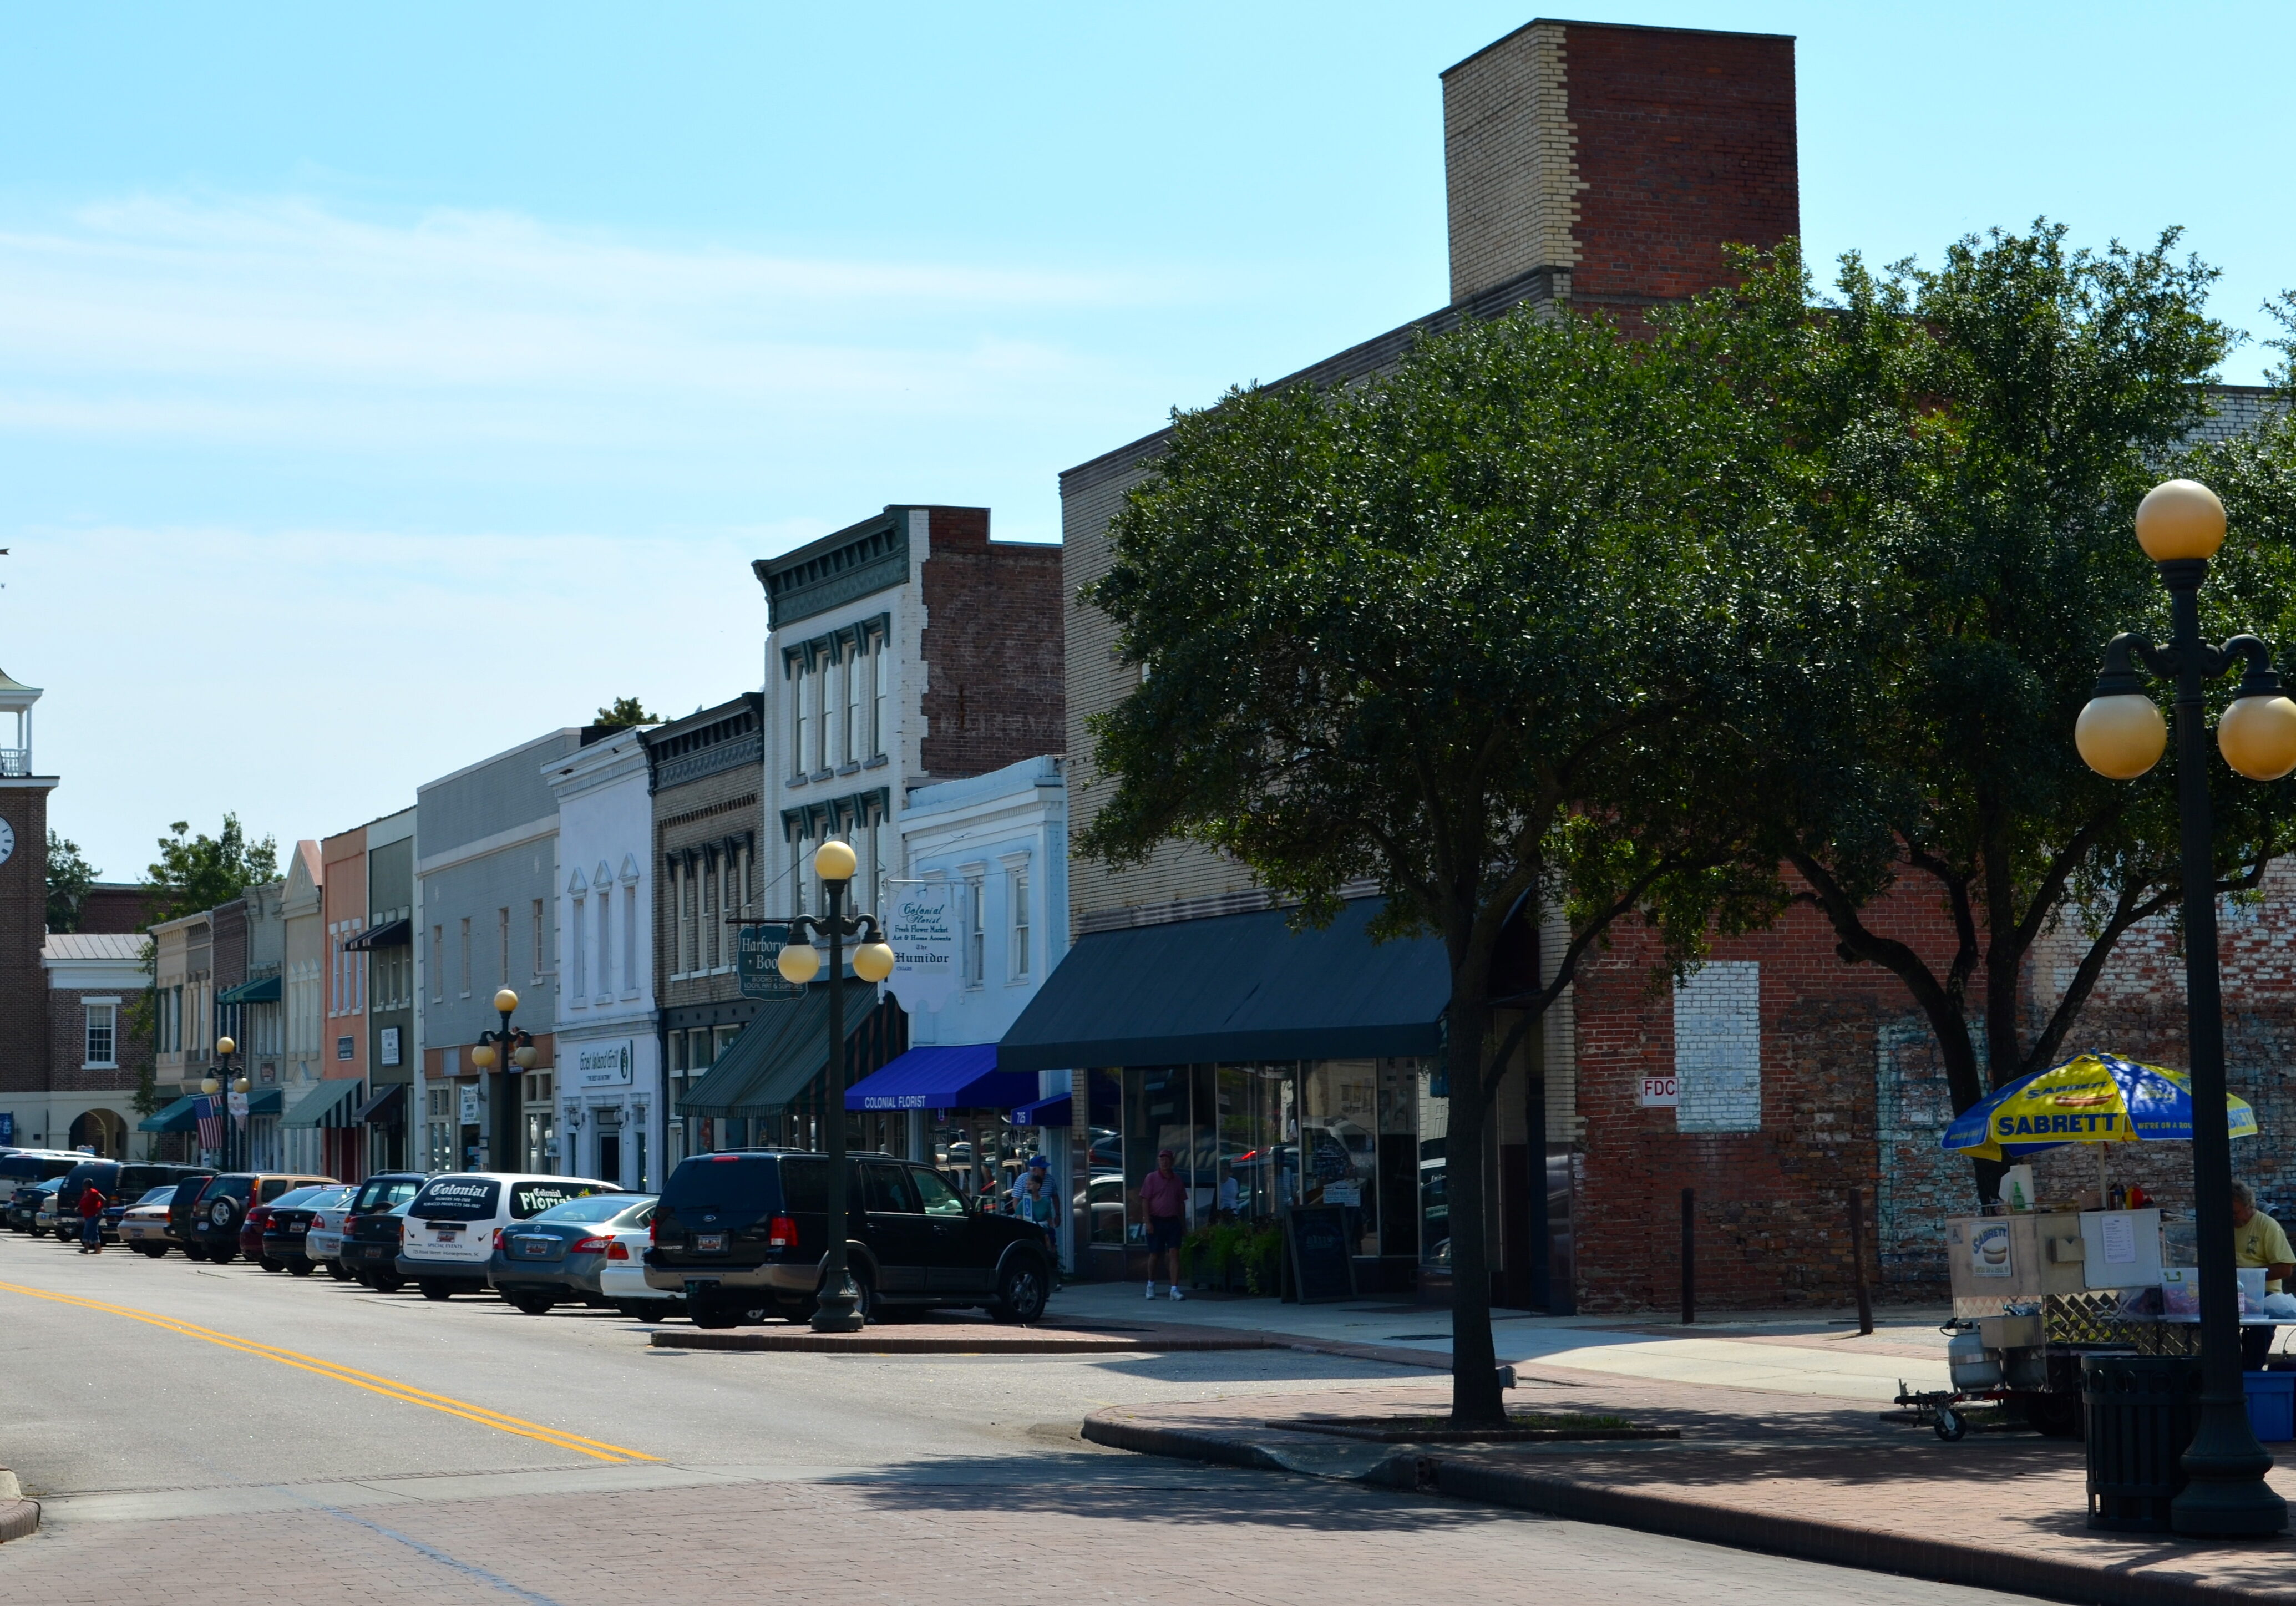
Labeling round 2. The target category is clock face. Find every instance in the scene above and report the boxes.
[0,819,13,865]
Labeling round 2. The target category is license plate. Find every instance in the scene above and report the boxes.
[695,1233,726,1253]
[515,1238,554,1258]
[435,1230,459,1240]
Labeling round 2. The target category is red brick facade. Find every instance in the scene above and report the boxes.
[918,508,1065,782]
[0,781,54,1100]
[1563,23,1799,310]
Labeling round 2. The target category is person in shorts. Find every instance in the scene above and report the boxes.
[1139,1148,1188,1300]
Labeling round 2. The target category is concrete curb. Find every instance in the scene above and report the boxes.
[0,1470,39,1543]
[1086,1412,2282,1606]
[653,1329,1278,1355]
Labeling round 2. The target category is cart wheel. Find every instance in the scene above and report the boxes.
[1934,1407,1966,1442]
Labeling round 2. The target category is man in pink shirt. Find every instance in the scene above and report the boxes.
[1138,1148,1189,1300]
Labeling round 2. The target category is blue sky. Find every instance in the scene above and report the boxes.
[5,1,2293,878]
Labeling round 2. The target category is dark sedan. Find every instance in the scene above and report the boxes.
[261,1185,354,1275]
[488,1194,657,1315]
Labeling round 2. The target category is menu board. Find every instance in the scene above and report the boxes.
[1287,1205,1356,1304]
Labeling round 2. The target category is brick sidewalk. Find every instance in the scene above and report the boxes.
[1083,1370,2296,1606]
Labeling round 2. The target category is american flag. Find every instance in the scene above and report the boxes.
[195,1095,224,1153]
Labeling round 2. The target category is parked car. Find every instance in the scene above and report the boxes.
[105,1185,178,1259]
[487,1194,666,1316]
[337,1171,429,1289]
[0,1151,84,1225]
[262,1185,354,1275]
[117,1185,183,1256]
[182,1172,338,1264]
[398,1173,614,1300]
[34,1185,63,1237]
[165,1170,221,1256]
[12,1176,64,1234]
[53,1160,210,1243]
[245,1185,336,1270]
[302,1187,362,1279]
[644,1149,1056,1329]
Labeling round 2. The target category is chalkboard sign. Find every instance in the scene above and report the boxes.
[1286,1205,1356,1304]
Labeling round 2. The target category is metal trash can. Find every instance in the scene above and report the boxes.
[2084,1354,2203,1532]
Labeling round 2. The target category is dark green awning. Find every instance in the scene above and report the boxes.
[139,1093,204,1133]
[282,1077,362,1130]
[997,897,1450,1073]
[216,975,282,1005]
[680,980,879,1118]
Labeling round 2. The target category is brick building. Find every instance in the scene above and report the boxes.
[1018,19,1803,1302]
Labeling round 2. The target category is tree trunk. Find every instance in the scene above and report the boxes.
[1447,996,1506,1428]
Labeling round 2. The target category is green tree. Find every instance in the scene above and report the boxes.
[45,829,97,932]
[594,696,655,731]
[146,815,279,925]
[1079,301,1801,1427]
[1699,225,2296,1146]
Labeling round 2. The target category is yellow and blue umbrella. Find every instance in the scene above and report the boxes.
[1940,1051,2258,1161]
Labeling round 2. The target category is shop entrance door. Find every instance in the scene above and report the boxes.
[594,1119,621,1186]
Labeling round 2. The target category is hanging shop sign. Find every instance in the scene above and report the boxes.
[884,881,957,1014]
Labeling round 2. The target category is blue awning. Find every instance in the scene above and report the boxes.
[1010,1094,1071,1127]
[843,1045,1038,1112]
[139,1093,204,1133]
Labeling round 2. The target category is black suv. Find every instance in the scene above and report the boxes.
[53,1160,208,1243]
[645,1148,1056,1329]
[337,1172,429,1291]
[1,1153,81,1231]
[165,1170,221,1254]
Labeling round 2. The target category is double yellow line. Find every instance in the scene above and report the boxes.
[0,1280,656,1465]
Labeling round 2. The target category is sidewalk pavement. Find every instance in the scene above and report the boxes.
[1081,1365,2296,1606]
[1052,1283,1960,1402]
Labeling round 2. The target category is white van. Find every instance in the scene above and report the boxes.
[397,1172,614,1299]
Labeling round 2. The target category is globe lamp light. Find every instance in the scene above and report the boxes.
[2134,479,2227,563]
[853,941,895,983]
[470,1043,498,1070]
[200,1076,220,1095]
[777,942,823,985]
[494,987,520,1015]
[216,1036,236,1058]
[813,839,858,883]
[2219,693,2296,782]
[513,1045,539,1070]
[2076,693,2168,779]
[232,1077,250,1095]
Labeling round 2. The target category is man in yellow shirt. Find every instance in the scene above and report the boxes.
[2232,1181,2295,1369]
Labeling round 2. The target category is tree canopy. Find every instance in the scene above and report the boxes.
[1691,225,2296,1131]
[1081,298,1810,1425]
[146,815,279,925]
[594,696,656,731]
[45,829,97,933]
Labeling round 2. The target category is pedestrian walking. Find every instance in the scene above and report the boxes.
[78,1181,107,1254]
[1139,1147,1188,1300]
[2232,1180,2295,1367]
[1015,1156,1061,1279]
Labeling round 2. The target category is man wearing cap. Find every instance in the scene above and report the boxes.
[2233,1181,2294,1368]
[1139,1148,1188,1300]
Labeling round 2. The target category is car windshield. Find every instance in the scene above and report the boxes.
[311,1187,356,1208]
[412,1178,501,1221]
[353,1176,423,1212]
[529,1194,648,1225]
[663,1154,783,1218]
[34,1178,61,1194]
[136,1186,177,1206]
[268,1187,327,1210]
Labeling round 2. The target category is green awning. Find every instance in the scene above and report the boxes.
[246,1088,283,1117]
[216,975,282,1005]
[997,896,1451,1073]
[680,980,878,1118]
[139,1093,204,1133]
[282,1077,363,1130]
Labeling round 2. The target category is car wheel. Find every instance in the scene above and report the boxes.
[288,1258,315,1276]
[688,1292,740,1329]
[139,1245,168,1259]
[260,1257,286,1274]
[817,1265,876,1325]
[419,1281,456,1301]
[182,1243,208,1262]
[613,1300,665,1321]
[991,1258,1050,1324]
[508,1293,555,1316]
[371,1273,404,1294]
[209,1246,236,1265]
[327,1259,353,1281]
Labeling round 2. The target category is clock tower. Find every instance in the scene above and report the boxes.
[0,668,56,1112]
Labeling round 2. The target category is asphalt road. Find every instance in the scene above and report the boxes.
[0,1229,2039,1605]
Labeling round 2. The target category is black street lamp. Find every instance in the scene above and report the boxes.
[472,987,539,1172]
[205,1036,250,1171]
[772,839,897,1333]
[2075,477,2296,1539]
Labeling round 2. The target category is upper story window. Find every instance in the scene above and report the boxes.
[870,625,889,758]
[1009,865,1032,980]
[792,658,813,776]
[430,925,445,1003]
[965,873,986,989]
[84,1002,117,1068]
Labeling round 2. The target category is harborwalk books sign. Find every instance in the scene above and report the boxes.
[884,881,957,1014]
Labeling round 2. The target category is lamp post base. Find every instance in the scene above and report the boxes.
[810,1274,866,1334]
[2172,1399,2287,1538]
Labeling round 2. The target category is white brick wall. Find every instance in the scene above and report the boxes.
[1441,21,1583,305]
[1674,960,1761,1133]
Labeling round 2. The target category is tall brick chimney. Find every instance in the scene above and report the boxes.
[1442,19,1798,314]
